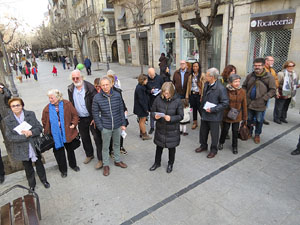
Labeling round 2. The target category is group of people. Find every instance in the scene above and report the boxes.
[13,59,39,82]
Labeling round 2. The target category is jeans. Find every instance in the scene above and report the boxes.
[247,109,265,135]
[200,120,220,153]
[62,62,66,70]
[102,128,121,166]
[154,145,176,165]
[22,155,47,188]
[219,122,239,148]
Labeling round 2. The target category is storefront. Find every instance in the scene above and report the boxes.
[160,23,176,66]
[122,34,132,63]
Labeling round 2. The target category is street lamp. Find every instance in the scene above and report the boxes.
[99,16,110,71]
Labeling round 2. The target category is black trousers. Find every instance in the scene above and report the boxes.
[22,155,47,188]
[78,116,102,160]
[0,149,5,177]
[155,145,176,165]
[189,93,201,121]
[86,67,91,75]
[53,144,77,173]
[200,120,220,153]
[273,98,291,121]
[219,122,239,148]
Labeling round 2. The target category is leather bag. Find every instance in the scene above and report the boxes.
[238,124,249,141]
[35,133,55,153]
[227,108,240,120]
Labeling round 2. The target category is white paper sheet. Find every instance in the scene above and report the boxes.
[155,112,165,117]
[203,101,217,110]
[13,121,32,135]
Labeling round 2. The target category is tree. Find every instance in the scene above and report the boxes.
[176,0,221,71]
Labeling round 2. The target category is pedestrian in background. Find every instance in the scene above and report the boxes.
[23,64,31,79]
[159,53,168,76]
[61,56,66,70]
[52,65,57,76]
[220,65,236,87]
[31,65,38,81]
[107,70,122,89]
[73,55,78,70]
[66,56,71,69]
[84,56,92,75]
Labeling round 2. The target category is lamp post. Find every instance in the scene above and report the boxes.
[99,16,110,71]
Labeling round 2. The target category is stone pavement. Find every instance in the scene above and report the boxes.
[0,59,300,225]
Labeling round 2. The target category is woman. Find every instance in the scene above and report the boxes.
[159,53,168,76]
[273,60,299,124]
[149,82,183,173]
[185,62,205,129]
[42,89,80,178]
[134,74,151,140]
[160,66,171,83]
[4,97,50,191]
[218,74,247,154]
[220,65,236,87]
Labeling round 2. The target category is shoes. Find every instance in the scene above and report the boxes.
[218,144,223,150]
[281,119,288,123]
[180,131,183,135]
[195,147,207,153]
[0,176,4,184]
[291,149,300,155]
[166,164,173,173]
[61,172,67,178]
[142,133,152,140]
[183,132,188,136]
[263,119,270,125]
[114,161,128,168]
[29,186,35,192]
[254,135,260,144]
[72,166,80,172]
[103,166,110,176]
[225,134,230,140]
[83,156,94,164]
[232,147,238,154]
[248,134,252,139]
[149,128,154,134]
[207,152,217,158]
[273,119,281,124]
[120,147,128,155]
[149,163,161,171]
[192,121,198,130]
[95,160,103,169]
[42,181,50,189]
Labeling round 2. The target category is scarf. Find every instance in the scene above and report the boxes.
[282,69,298,107]
[226,84,241,91]
[49,101,66,149]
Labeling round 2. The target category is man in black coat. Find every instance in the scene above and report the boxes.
[146,68,164,134]
[195,68,229,158]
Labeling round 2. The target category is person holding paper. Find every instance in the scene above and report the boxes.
[195,68,229,159]
[149,82,183,173]
[4,97,50,191]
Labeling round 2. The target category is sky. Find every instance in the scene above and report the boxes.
[0,0,49,32]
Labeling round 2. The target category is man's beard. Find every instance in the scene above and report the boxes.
[74,80,83,87]
[254,68,263,74]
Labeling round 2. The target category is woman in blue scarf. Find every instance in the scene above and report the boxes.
[42,89,80,178]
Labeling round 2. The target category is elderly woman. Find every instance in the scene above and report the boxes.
[149,82,183,173]
[3,97,50,191]
[42,89,80,178]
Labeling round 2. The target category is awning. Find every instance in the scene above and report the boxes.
[68,47,77,51]
[118,8,125,20]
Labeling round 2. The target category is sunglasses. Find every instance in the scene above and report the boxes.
[11,104,21,108]
[72,77,80,81]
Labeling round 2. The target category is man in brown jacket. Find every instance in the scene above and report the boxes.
[172,60,190,99]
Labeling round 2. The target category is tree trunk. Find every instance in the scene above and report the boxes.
[136,27,143,74]
[200,39,208,72]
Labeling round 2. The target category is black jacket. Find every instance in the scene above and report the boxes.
[151,95,183,148]
[146,74,164,106]
[134,84,149,117]
[200,80,229,122]
[68,80,97,116]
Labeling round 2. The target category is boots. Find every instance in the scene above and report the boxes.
[192,120,198,129]
[142,132,152,140]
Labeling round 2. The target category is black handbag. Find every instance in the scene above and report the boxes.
[65,134,81,151]
[227,108,240,120]
[35,133,55,153]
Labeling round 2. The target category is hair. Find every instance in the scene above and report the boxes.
[138,74,148,85]
[47,89,63,101]
[221,65,236,81]
[161,53,165,57]
[265,56,273,61]
[107,74,115,84]
[161,82,175,99]
[206,67,220,79]
[107,69,116,76]
[181,99,189,108]
[100,76,112,85]
[69,69,84,80]
[186,62,192,71]
[192,62,202,79]
[228,74,241,83]
[283,60,296,69]
[94,78,100,86]
[253,58,265,65]
[8,97,24,107]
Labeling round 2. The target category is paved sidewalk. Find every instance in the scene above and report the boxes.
[0,60,300,225]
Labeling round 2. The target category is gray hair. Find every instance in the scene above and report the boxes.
[47,89,63,101]
[206,67,219,79]
[100,76,112,85]
[69,69,85,80]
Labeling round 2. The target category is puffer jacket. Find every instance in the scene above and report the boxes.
[92,89,126,131]
[151,94,183,148]
[242,71,276,111]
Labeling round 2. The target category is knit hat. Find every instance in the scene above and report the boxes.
[228,74,241,83]
[107,70,115,76]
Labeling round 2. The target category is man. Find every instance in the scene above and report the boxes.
[146,68,164,134]
[92,77,127,176]
[263,56,279,125]
[172,60,190,99]
[242,58,276,144]
[73,55,78,69]
[195,68,229,158]
[61,56,66,70]
[68,70,103,169]
[84,56,92,75]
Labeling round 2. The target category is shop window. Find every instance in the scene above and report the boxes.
[247,30,292,73]
[124,39,132,63]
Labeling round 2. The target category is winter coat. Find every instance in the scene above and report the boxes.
[185,72,205,99]
[42,100,79,143]
[151,95,183,148]
[84,58,92,68]
[92,89,126,131]
[173,69,191,96]
[159,55,168,69]
[242,71,276,111]
[134,84,149,117]
[200,80,229,122]
[68,80,98,116]
[0,86,12,107]
[146,74,164,106]
[222,86,247,123]
[265,66,279,88]
[52,67,57,73]
[4,110,42,161]
[277,70,299,99]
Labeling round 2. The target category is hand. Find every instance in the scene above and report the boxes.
[155,114,161,119]
[164,115,171,121]
[206,108,211,113]
[151,88,154,93]
[166,67,170,73]
[21,130,32,137]
[121,126,126,130]
[90,120,94,126]
[70,124,75,129]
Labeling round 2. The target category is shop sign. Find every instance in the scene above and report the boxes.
[183,30,195,39]
[250,13,295,31]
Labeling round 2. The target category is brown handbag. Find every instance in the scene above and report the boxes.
[238,124,249,141]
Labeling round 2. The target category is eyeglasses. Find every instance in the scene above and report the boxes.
[11,104,21,108]
[72,77,80,81]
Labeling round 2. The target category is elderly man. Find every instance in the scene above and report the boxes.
[172,60,190,99]
[146,68,164,134]
[68,70,103,169]
[92,76,127,176]
[242,58,276,144]
[195,68,229,158]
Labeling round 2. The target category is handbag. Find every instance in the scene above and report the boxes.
[227,108,240,120]
[238,124,249,141]
[35,133,55,153]
[64,134,81,151]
